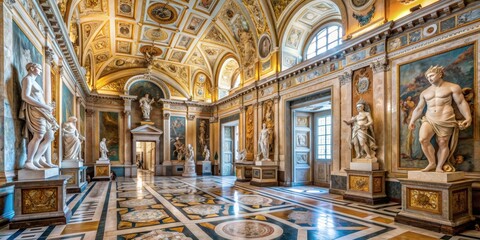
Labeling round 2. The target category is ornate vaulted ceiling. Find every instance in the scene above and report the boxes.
[61,0,315,99]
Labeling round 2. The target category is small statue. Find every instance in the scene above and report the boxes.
[186,144,195,164]
[99,138,109,161]
[257,123,270,161]
[344,99,377,161]
[408,66,472,172]
[236,149,247,162]
[202,145,210,161]
[19,63,60,170]
[62,116,85,161]
[173,137,185,161]
[139,93,155,120]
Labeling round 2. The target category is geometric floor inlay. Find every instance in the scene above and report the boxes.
[120,209,168,223]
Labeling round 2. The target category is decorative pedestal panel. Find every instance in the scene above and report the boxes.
[182,161,197,177]
[395,172,474,235]
[9,176,71,229]
[251,164,278,187]
[94,162,111,181]
[343,169,388,205]
[61,166,88,193]
[235,162,254,182]
[197,161,212,175]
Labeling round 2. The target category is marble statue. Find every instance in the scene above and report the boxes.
[19,62,60,170]
[235,149,247,162]
[344,99,377,160]
[408,66,472,172]
[62,116,85,161]
[257,123,270,161]
[173,137,185,161]
[198,120,207,150]
[139,93,155,120]
[202,145,210,161]
[99,138,109,161]
[186,144,195,164]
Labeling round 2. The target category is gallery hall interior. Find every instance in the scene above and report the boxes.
[1,0,480,239]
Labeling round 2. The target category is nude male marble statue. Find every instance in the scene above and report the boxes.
[257,123,270,161]
[20,63,59,170]
[408,66,472,172]
[62,116,85,161]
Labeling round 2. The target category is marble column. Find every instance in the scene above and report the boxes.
[85,109,96,164]
[338,70,352,174]
[238,106,245,151]
[253,102,260,159]
[44,47,55,165]
[163,112,171,166]
[370,59,389,169]
[120,95,135,177]
[273,96,280,163]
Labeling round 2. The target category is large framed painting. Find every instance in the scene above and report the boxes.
[170,116,186,161]
[62,83,74,123]
[398,44,476,171]
[79,104,86,160]
[13,21,43,87]
[99,112,120,161]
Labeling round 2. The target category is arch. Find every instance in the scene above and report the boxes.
[279,0,346,70]
[303,22,343,60]
[124,76,171,99]
[216,57,240,100]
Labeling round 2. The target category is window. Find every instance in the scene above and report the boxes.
[306,25,342,60]
[316,114,332,160]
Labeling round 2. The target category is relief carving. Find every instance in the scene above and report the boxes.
[245,105,254,153]
[407,188,442,214]
[349,175,369,192]
[22,188,58,214]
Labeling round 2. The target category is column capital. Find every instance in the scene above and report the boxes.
[370,59,390,73]
[339,70,352,86]
[164,113,171,118]
[209,116,218,123]
[45,47,55,65]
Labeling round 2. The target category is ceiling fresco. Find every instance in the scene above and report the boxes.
[66,0,307,98]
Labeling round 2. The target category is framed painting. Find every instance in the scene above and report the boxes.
[99,112,120,161]
[62,83,74,124]
[170,116,186,161]
[398,44,476,170]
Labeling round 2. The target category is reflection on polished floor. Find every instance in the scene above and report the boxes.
[1,171,479,240]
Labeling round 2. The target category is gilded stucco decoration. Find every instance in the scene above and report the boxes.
[407,188,442,214]
[154,62,189,89]
[81,22,101,46]
[100,57,147,77]
[144,28,169,42]
[22,188,58,214]
[204,26,230,47]
[349,175,369,192]
[168,85,184,97]
[169,51,186,63]
[200,44,224,68]
[187,48,208,71]
[270,0,295,19]
[218,0,257,69]
[99,77,130,92]
[78,0,107,15]
[242,0,269,36]
[263,100,274,154]
[116,0,135,18]
[246,105,254,154]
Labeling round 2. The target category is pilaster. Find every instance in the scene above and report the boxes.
[370,59,389,170]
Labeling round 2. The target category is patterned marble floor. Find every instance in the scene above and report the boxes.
[1,171,480,240]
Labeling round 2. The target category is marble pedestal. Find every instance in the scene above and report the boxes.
[61,166,88,193]
[343,169,388,205]
[251,164,278,187]
[196,161,212,175]
[182,162,197,177]
[395,172,474,235]
[94,161,111,181]
[235,161,254,182]
[18,168,59,180]
[9,175,71,229]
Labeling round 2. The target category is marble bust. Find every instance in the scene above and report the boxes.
[19,62,59,170]
[62,116,85,161]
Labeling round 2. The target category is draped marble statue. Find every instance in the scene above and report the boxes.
[236,149,247,162]
[20,63,60,170]
[203,145,210,161]
[408,66,472,172]
[139,93,155,120]
[99,138,109,161]
[344,99,377,161]
[257,123,270,161]
[173,137,185,161]
[62,116,85,161]
[186,144,195,164]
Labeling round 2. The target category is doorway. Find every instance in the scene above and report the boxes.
[291,92,332,187]
[135,141,156,172]
[221,121,239,176]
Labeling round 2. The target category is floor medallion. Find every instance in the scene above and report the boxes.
[183,204,223,215]
[214,220,283,239]
[119,198,157,208]
[121,209,168,223]
[237,195,273,205]
[172,194,206,203]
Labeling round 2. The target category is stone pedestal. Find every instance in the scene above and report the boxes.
[18,168,59,180]
[61,160,83,168]
[343,169,388,205]
[350,161,379,171]
[235,161,254,182]
[395,173,474,235]
[9,176,71,229]
[197,161,212,175]
[251,165,278,187]
[61,166,88,193]
[182,162,197,177]
[94,161,111,181]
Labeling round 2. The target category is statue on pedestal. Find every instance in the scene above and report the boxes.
[257,123,270,161]
[203,145,210,161]
[186,144,195,164]
[139,93,155,120]
[173,137,185,161]
[236,149,247,162]
[62,116,85,161]
[19,63,60,170]
[408,66,472,172]
[99,138,109,161]
[344,99,377,161]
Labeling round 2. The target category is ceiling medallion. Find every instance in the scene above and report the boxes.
[350,0,375,12]
[148,3,178,25]
[140,45,163,57]
[145,28,169,41]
